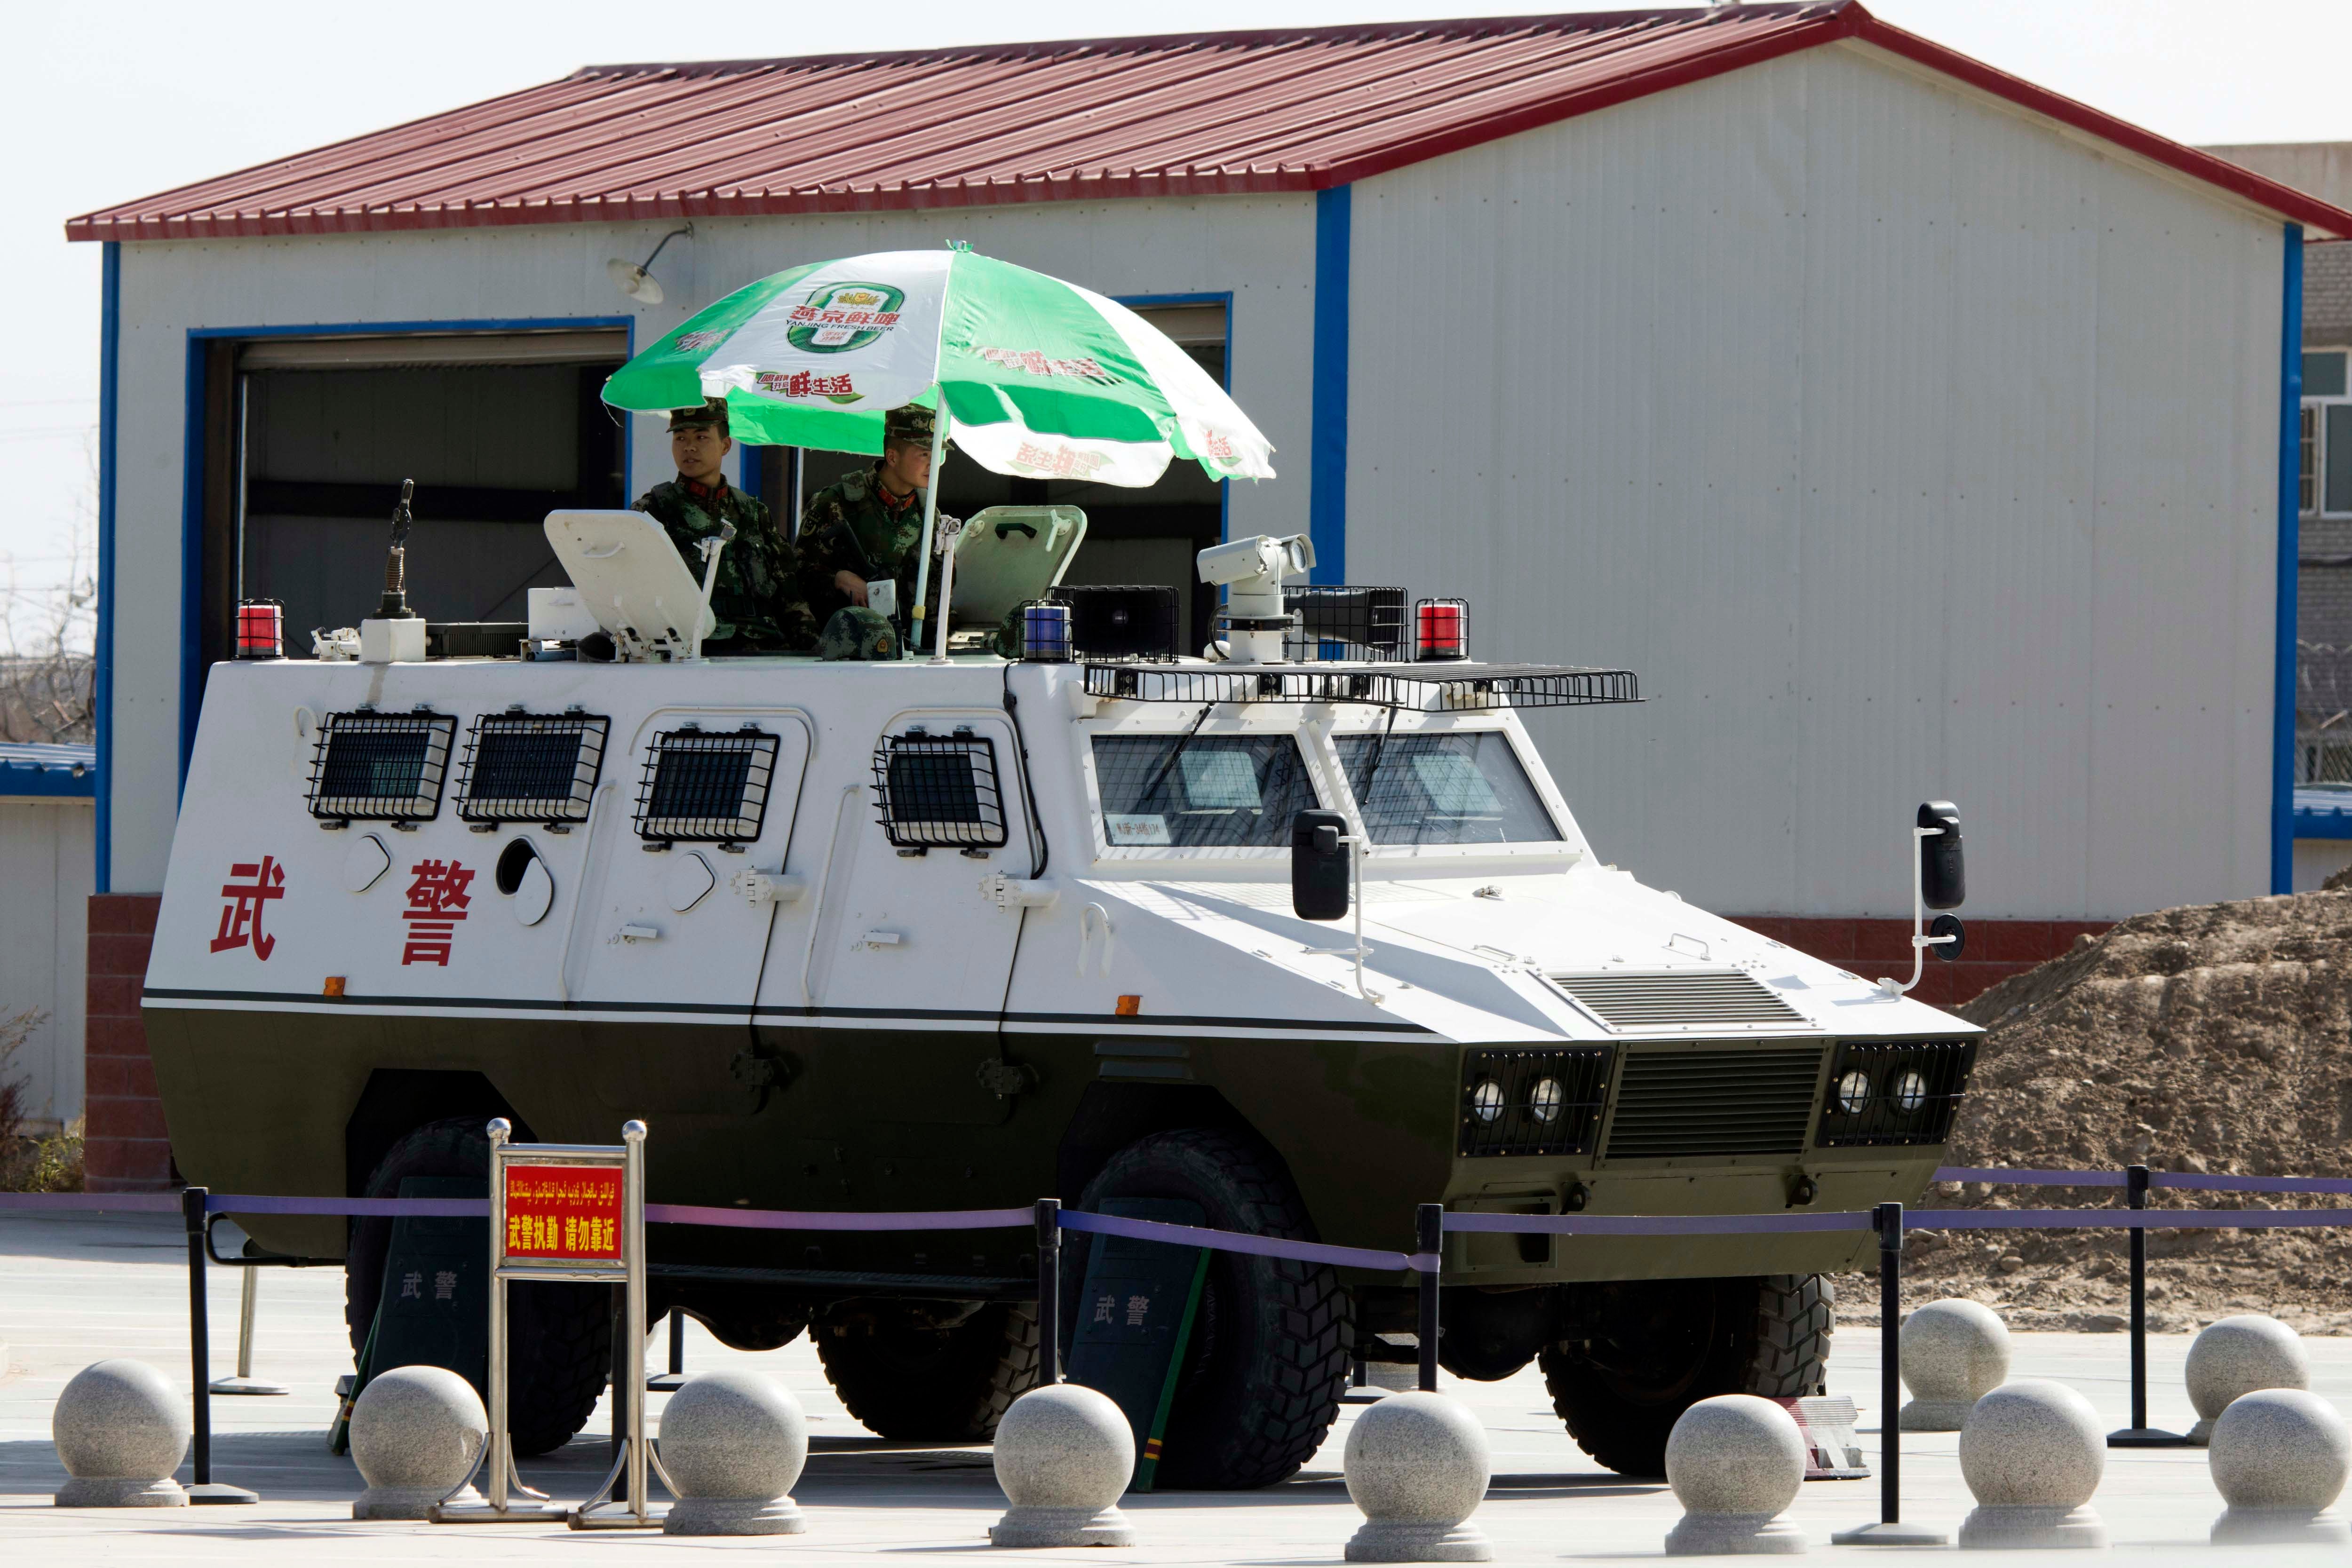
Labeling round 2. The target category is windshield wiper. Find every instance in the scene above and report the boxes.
[1352,705,1402,800]
[1139,705,1215,808]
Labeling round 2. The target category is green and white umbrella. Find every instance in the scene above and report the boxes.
[601,246,1275,488]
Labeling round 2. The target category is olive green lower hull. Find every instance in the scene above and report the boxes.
[144,1005,1925,1287]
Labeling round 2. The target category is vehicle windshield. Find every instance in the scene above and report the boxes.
[1335,730,1560,846]
[1093,734,1320,848]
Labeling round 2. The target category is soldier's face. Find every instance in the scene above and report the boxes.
[879,439,932,495]
[672,427,731,484]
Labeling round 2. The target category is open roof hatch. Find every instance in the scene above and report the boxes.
[543,510,716,660]
[945,506,1087,629]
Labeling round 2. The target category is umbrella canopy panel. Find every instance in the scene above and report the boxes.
[602,249,1274,489]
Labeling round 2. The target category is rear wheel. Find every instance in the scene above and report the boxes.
[1541,1273,1834,1477]
[1067,1128,1349,1489]
[345,1118,612,1457]
[814,1299,1041,1441]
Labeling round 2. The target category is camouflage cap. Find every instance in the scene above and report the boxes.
[883,404,936,449]
[668,397,730,434]
[817,606,898,662]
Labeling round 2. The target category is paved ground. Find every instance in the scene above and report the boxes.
[1,1208,2342,1562]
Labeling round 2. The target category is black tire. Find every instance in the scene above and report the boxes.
[1541,1273,1834,1477]
[814,1299,1041,1441]
[346,1118,613,1457]
[1068,1128,1349,1490]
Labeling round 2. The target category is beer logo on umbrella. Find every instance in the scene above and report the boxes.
[786,282,907,354]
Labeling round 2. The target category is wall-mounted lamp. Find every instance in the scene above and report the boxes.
[605,225,694,305]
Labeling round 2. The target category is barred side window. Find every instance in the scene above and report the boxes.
[872,731,1007,853]
[457,713,608,827]
[634,728,779,845]
[308,711,456,825]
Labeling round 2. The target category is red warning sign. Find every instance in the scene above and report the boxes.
[503,1164,623,1261]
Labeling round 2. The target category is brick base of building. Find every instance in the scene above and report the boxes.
[1728,915,2112,1007]
[84,893,170,1192]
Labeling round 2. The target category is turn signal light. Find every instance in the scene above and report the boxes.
[1114,995,1141,1016]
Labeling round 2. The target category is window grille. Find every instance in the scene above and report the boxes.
[872,731,1008,851]
[1284,585,1405,662]
[634,728,779,845]
[457,713,608,826]
[307,711,456,824]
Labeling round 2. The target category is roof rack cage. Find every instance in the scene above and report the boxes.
[1283,585,1405,662]
[1081,662,1638,711]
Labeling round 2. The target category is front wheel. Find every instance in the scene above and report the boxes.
[1067,1128,1350,1489]
[1541,1274,1834,1477]
[345,1118,612,1457]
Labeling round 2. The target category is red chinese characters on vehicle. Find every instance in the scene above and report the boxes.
[400,859,473,966]
[211,855,286,960]
[503,1165,624,1261]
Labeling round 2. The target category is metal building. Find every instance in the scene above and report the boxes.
[64,2,2352,1186]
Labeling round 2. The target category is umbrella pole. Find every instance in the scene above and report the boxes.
[908,405,949,656]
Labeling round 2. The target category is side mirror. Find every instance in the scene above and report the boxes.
[1918,800,1964,911]
[1291,809,1351,921]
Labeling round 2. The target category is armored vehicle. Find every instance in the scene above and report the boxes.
[144,516,1979,1486]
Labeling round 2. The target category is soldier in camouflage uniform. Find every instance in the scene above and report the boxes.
[796,404,944,655]
[633,400,815,652]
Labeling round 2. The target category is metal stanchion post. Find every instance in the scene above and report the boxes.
[2109,1164,2188,1447]
[1414,1204,1442,1393]
[209,1267,290,1395]
[1833,1203,1942,1545]
[182,1187,256,1504]
[1035,1198,1061,1385]
[648,1307,686,1392]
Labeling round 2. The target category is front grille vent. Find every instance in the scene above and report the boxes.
[1603,1046,1825,1159]
[1549,970,1808,1032]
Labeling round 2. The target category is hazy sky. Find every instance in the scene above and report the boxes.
[9,0,2350,638]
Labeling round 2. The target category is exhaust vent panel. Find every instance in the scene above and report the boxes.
[1549,969,1808,1033]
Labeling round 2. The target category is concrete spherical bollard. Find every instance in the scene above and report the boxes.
[1343,1390,1494,1563]
[347,1366,488,1519]
[1956,1379,2108,1550]
[989,1383,1137,1548]
[659,1371,809,1535]
[1899,1299,2010,1432]
[2185,1314,2309,1445]
[2208,1388,2352,1545]
[1662,1394,1808,1555]
[52,1358,190,1507]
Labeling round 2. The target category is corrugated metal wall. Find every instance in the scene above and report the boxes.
[1349,43,2283,920]
[0,800,92,1128]
[105,199,1316,891]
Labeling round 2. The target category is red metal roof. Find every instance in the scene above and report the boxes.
[65,2,2352,243]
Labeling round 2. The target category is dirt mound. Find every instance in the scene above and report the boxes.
[1834,890,2352,1333]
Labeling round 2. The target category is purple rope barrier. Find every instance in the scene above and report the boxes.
[1442,1210,1873,1236]
[1058,1208,1431,1273]
[2153,1172,2352,1195]
[646,1203,1032,1232]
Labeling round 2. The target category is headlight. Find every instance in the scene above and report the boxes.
[1891,1069,1928,1113]
[1469,1078,1505,1124]
[1528,1077,1563,1124]
[1834,1069,1872,1116]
